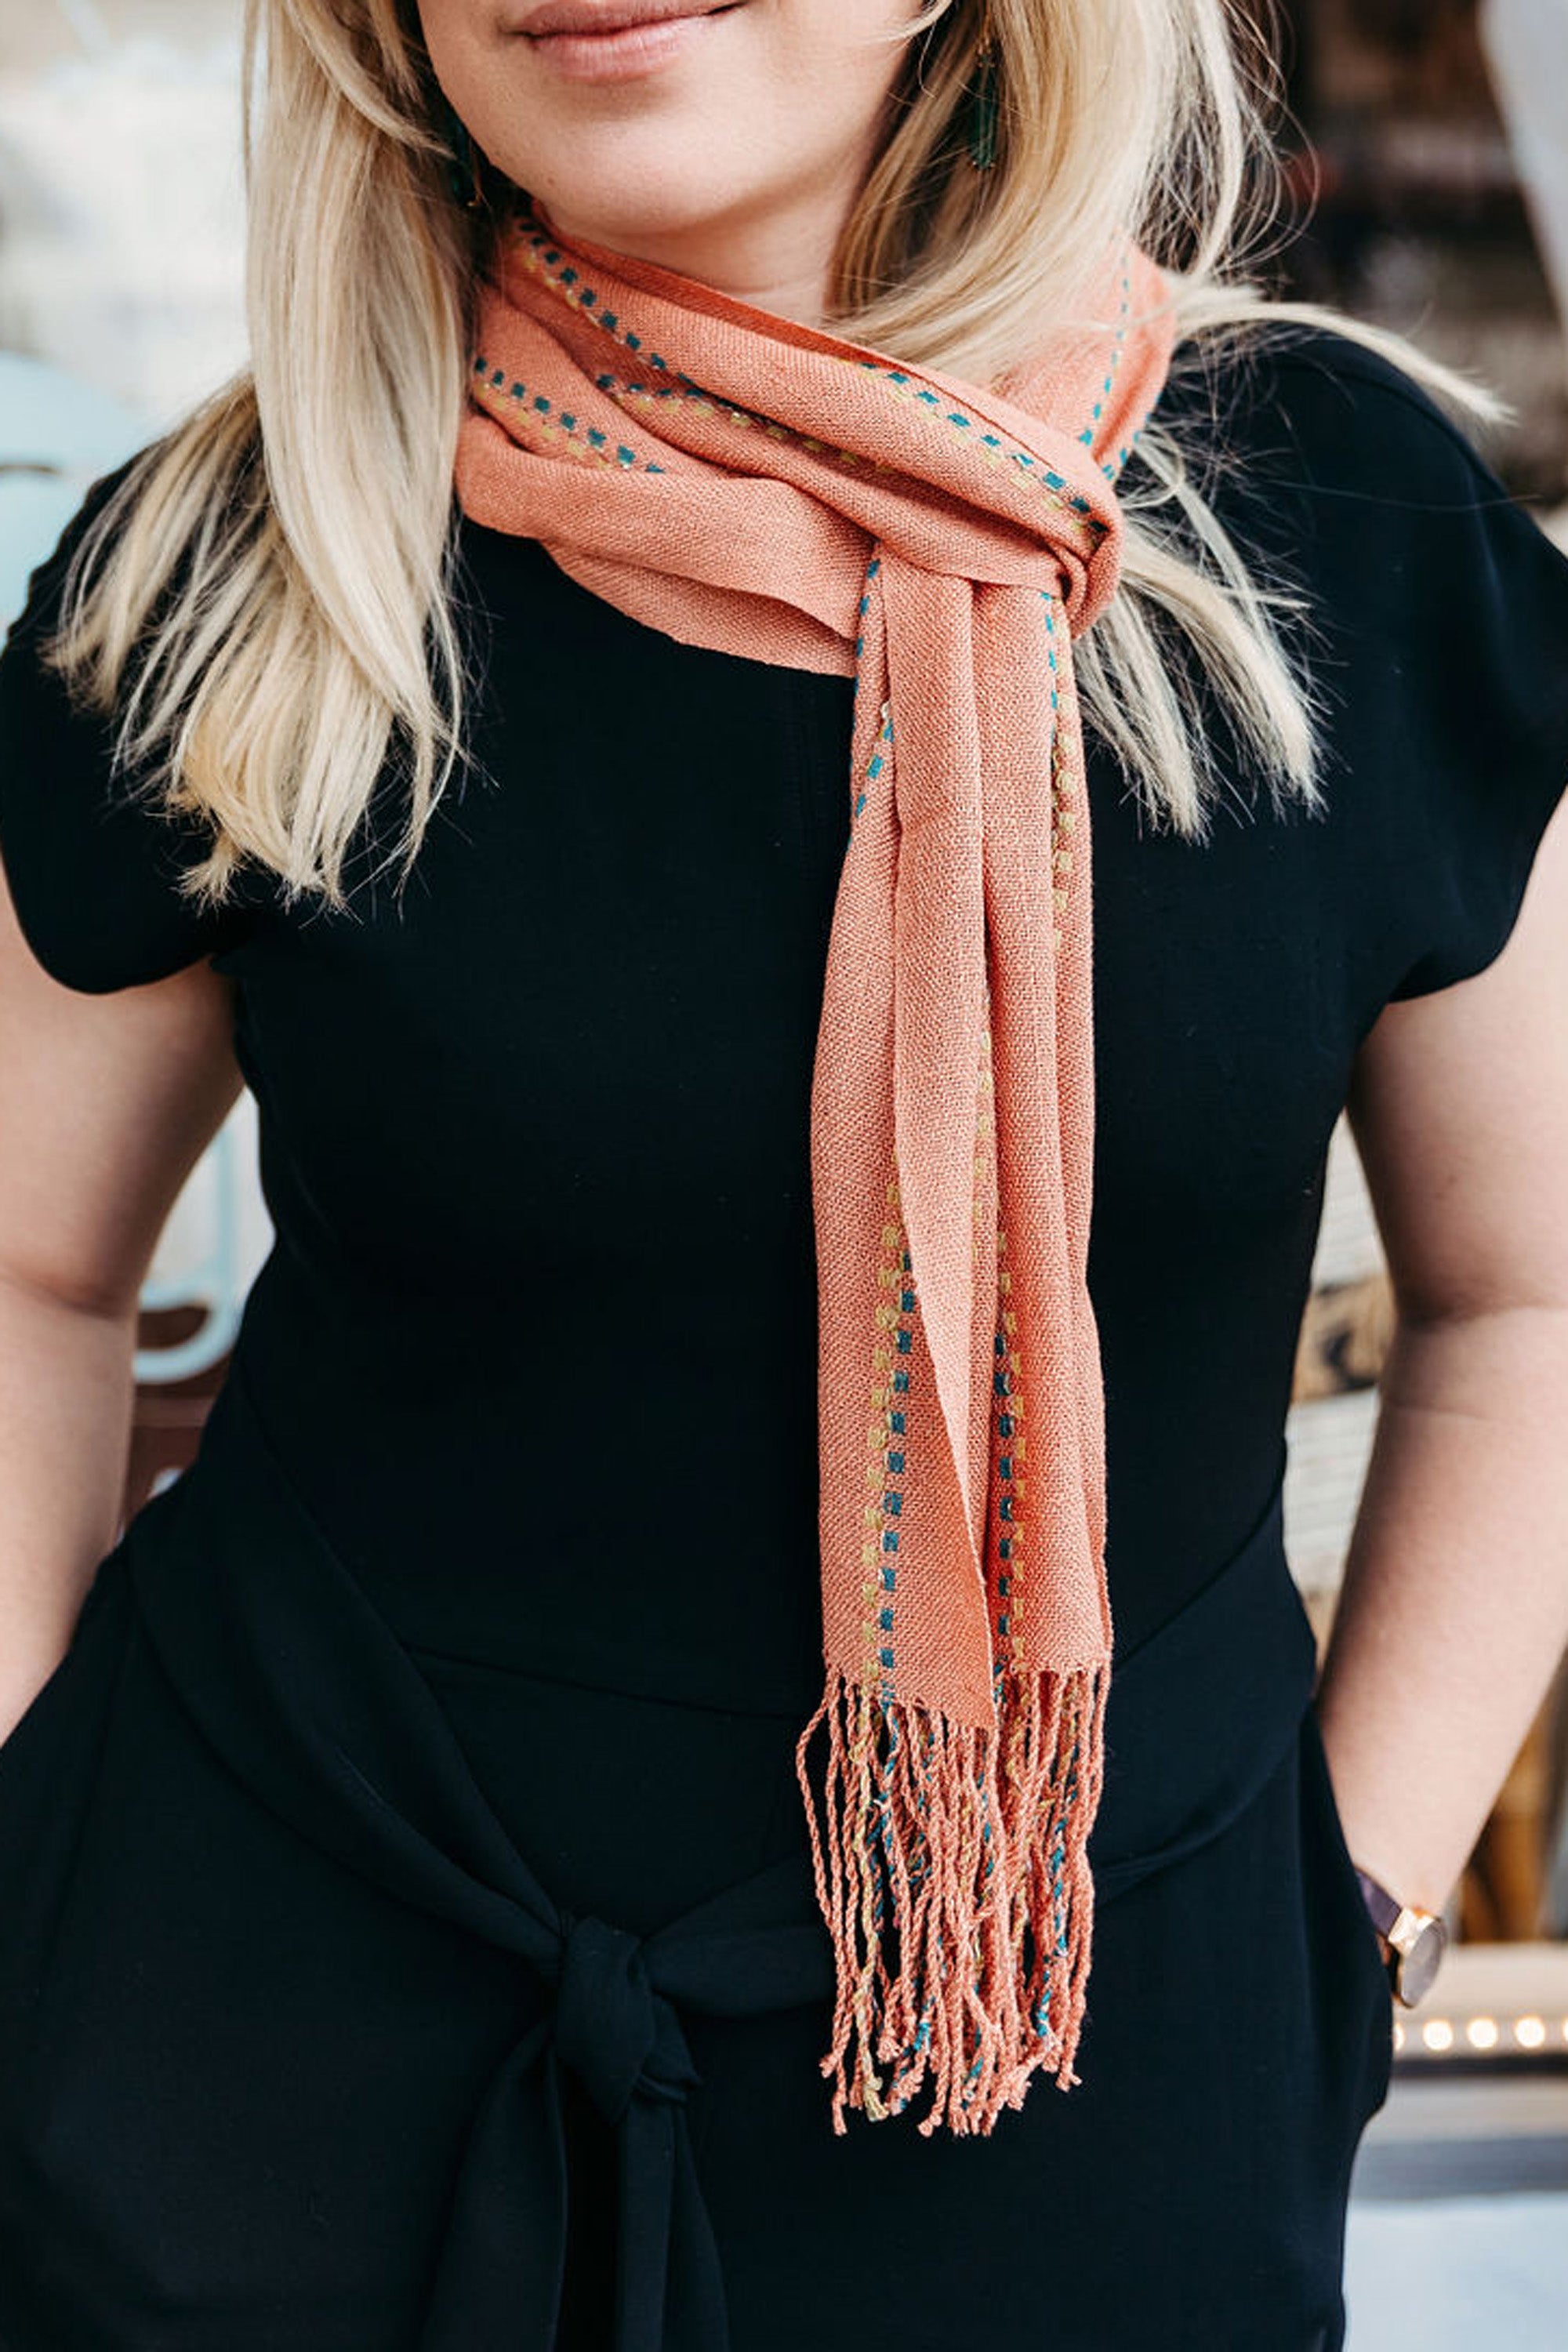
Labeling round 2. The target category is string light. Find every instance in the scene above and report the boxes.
[1385,2011,1568,2062]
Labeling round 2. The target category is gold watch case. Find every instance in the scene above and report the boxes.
[1385,1904,1449,2008]
[1355,1864,1449,2009]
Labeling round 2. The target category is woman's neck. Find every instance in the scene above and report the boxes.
[527,165,864,329]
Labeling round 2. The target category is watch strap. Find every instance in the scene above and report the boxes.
[1353,1863,1450,2007]
[1354,1865,1401,1944]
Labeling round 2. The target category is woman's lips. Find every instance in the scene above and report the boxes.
[523,4,742,83]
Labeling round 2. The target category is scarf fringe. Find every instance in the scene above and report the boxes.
[793,1652,1109,2137]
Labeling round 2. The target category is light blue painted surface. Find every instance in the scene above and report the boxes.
[1345,2194,1568,2347]
[0,350,143,629]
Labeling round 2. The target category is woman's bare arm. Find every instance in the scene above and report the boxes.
[0,858,244,1740]
[1316,785,1568,1915]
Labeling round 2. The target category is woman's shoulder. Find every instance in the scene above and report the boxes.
[5,453,147,628]
[1150,312,1568,701]
[1154,317,1517,538]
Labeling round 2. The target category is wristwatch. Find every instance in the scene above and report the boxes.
[1353,1864,1449,2007]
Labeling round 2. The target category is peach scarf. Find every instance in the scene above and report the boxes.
[456,200,1174,2139]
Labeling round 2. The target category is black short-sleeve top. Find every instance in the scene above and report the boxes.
[5,327,1568,1709]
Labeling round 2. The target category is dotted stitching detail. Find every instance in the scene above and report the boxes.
[855,361,1109,544]
[862,1171,914,1707]
[470,356,666,474]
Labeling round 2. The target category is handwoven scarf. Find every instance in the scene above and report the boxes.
[456,199,1175,2141]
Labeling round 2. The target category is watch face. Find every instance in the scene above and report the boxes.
[1397,1919,1447,2008]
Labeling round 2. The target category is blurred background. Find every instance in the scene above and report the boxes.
[1,2,1566,2339]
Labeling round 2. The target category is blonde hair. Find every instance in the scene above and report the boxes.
[49,0,1497,914]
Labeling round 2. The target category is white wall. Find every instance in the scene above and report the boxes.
[1483,0,1568,364]
[0,0,248,425]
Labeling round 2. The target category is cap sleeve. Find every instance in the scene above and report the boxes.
[0,465,256,996]
[1236,338,1568,1007]
[1377,429,1568,1000]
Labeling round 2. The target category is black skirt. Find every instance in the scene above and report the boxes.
[0,1359,1394,2352]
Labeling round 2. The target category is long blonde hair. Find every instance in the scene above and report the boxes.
[48,0,1494,914]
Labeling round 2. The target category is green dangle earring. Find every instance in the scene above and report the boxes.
[966,2,1000,172]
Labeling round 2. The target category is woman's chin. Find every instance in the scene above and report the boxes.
[514,152,763,253]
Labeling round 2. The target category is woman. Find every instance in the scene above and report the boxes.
[2,0,1568,2345]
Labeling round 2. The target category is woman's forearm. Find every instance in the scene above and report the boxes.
[1312,1300,1568,1917]
[0,1265,137,1740]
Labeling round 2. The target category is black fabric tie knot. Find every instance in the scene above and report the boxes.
[414,1902,720,2351]
[554,1910,700,2125]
